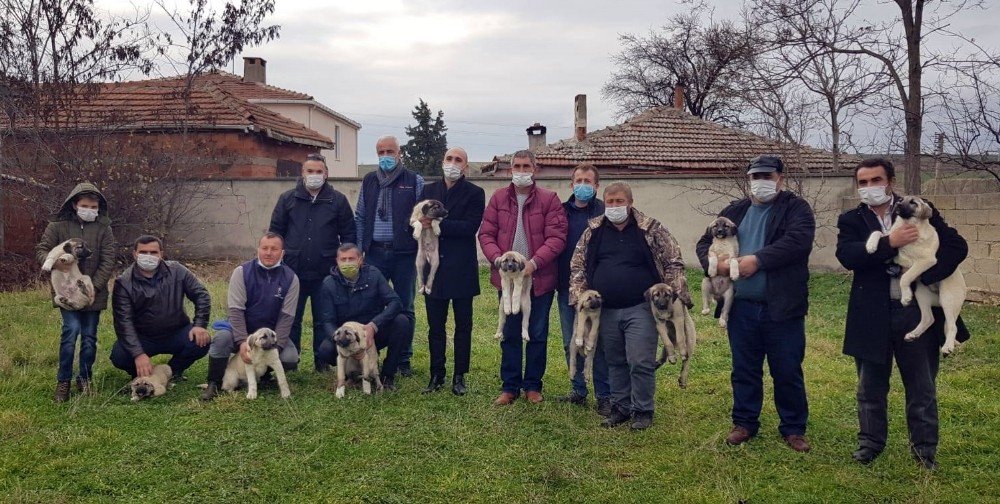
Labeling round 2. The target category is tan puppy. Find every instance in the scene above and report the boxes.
[865,196,967,355]
[493,251,532,342]
[645,283,697,388]
[700,217,740,327]
[411,199,450,295]
[333,322,382,398]
[130,364,173,402]
[568,290,603,384]
[41,238,96,311]
[219,328,291,399]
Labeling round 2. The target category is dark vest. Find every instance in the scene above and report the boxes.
[242,259,295,333]
[361,170,419,253]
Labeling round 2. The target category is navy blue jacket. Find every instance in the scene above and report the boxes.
[696,191,815,322]
[316,264,401,341]
[358,169,420,254]
[558,196,605,292]
[269,180,356,281]
[422,176,486,300]
[241,259,296,334]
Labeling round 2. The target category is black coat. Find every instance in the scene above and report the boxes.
[421,176,486,300]
[836,197,970,364]
[269,180,357,281]
[696,191,816,322]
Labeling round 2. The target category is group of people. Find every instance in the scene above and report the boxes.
[38,134,966,469]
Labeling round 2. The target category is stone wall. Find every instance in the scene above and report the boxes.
[928,192,1000,302]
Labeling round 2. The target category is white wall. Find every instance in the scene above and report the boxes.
[257,103,359,177]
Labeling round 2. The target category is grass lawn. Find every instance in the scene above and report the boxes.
[1,268,998,503]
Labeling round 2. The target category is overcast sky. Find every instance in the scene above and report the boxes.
[105,0,1000,163]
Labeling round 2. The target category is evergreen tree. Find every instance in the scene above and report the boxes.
[402,99,448,176]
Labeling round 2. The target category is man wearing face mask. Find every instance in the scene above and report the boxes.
[836,158,968,470]
[110,235,212,380]
[695,154,815,452]
[354,135,424,377]
[418,147,485,395]
[479,150,567,405]
[36,182,116,402]
[314,243,412,391]
[200,232,300,400]
[270,153,356,372]
[554,164,611,415]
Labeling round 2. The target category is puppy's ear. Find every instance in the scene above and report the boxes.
[705,225,713,237]
[644,287,653,302]
[517,260,526,272]
[63,241,74,253]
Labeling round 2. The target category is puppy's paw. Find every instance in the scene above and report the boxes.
[701,307,711,315]
[864,232,882,254]
[493,332,504,341]
[424,285,433,295]
[730,271,740,281]
[903,331,921,342]
[521,330,531,342]
[678,377,687,389]
[362,380,372,395]
[940,340,956,356]
[718,318,728,328]
[246,391,257,400]
[335,386,345,399]
[667,354,677,365]
[574,338,584,348]
[900,293,913,306]
[280,390,291,399]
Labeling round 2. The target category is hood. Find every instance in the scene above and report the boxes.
[56,182,110,223]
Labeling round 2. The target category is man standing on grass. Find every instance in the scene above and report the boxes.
[696,155,815,452]
[836,157,969,470]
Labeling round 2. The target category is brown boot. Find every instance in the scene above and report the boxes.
[54,381,71,403]
[76,378,92,395]
[493,392,517,406]
[784,434,811,453]
[725,425,752,445]
[525,391,543,404]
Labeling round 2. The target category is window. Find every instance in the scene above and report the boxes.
[335,125,341,161]
[276,159,302,177]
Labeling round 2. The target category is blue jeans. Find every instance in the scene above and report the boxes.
[727,299,809,437]
[499,291,554,394]
[557,290,610,399]
[290,277,324,368]
[365,246,417,366]
[109,324,209,378]
[57,309,101,382]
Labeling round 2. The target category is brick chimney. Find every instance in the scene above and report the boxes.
[574,94,587,142]
[673,82,685,111]
[243,57,267,84]
[527,123,547,150]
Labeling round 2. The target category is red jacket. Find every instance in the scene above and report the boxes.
[479,183,567,295]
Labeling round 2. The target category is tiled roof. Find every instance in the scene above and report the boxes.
[489,106,855,173]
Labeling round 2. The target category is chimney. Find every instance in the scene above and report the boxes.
[574,94,587,142]
[673,82,685,111]
[527,122,547,150]
[243,57,267,84]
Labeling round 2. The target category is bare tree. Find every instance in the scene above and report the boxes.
[932,65,1000,185]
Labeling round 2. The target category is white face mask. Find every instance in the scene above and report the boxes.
[304,174,325,191]
[750,179,778,203]
[136,254,160,272]
[258,258,282,270]
[443,164,463,181]
[76,208,99,222]
[512,172,533,188]
[605,205,629,224]
[858,185,891,207]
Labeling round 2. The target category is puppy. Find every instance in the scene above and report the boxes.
[411,199,450,295]
[220,328,291,399]
[493,251,532,342]
[568,290,603,384]
[42,238,96,311]
[700,217,740,327]
[865,196,967,355]
[645,283,697,388]
[130,364,173,402]
[333,322,382,398]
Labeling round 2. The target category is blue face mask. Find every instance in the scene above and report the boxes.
[573,183,596,202]
[378,156,397,171]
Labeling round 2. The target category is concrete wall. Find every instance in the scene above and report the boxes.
[925,192,1000,302]
[258,103,359,177]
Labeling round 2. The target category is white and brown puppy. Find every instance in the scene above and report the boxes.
[493,251,532,342]
[130,364,173,402]
[220,328,291,399]
[700,217,740,328]
[646,283,697,388]
[41,238,96,311]
[333,322,382,398]
[568,290,603,384]
[411,199,450,295]
[864,196,967,354]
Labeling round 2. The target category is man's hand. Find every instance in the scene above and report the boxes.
[239,341,252,364]
[134,354,153,377]
[523,260,536,278]
[419,216,432,229]
[737,255,759,278]
[716,255,731,277]
[364,323,376,349]
[889,224,920,248]
[189,326,211,347]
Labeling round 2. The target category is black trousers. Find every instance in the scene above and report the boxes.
[855,305,940,459]
[425,296,473,377]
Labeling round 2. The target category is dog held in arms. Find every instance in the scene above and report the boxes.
[219,328,291,399]
[411,199,450,295]
[493,251,532,342]
[645,283,697,388]
[333,322,382,398]
[41,238,96,311]
[130,364,173,401]
[864,196,967,355]
[700,217,740,328]
[568,290,603,384]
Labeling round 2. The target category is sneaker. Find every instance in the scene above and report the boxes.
[630,412,653,430]
[725,425,752,445]
[596,398,613,418]
[76,378,93,395]
[601,407,631,428]
[54,381,71,403]
[555,390,587,406]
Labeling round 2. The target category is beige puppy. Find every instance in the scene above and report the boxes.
[130,364,173,402]
[646,283,697,388]
[411,199,450,295]
[493,251,532,342]
[220,328,291,399]
[568,290,603,384]
[333,322,382,398]
[41,238,96,311]
[700,217,740,327]
[864,196,967,355]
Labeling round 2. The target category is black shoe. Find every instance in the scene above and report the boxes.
[422,374,445,394]
[398,363,413,378]
[601,406,631,428]
[912,452,938,470]
[555,390,587,406]
[630,412,653,430]
[852,447,882,464]
[284,361,299,372]
[381,375,397,392]
[170,372,187,384]
[452,374,467,396]
[258,369,276,390]
[596,398,613,418]
[200,382,220,401]
[314,362,329,373]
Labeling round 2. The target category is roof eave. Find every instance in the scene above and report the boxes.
[248,98,362,129]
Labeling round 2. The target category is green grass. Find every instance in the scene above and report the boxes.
[1,268,998,503]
